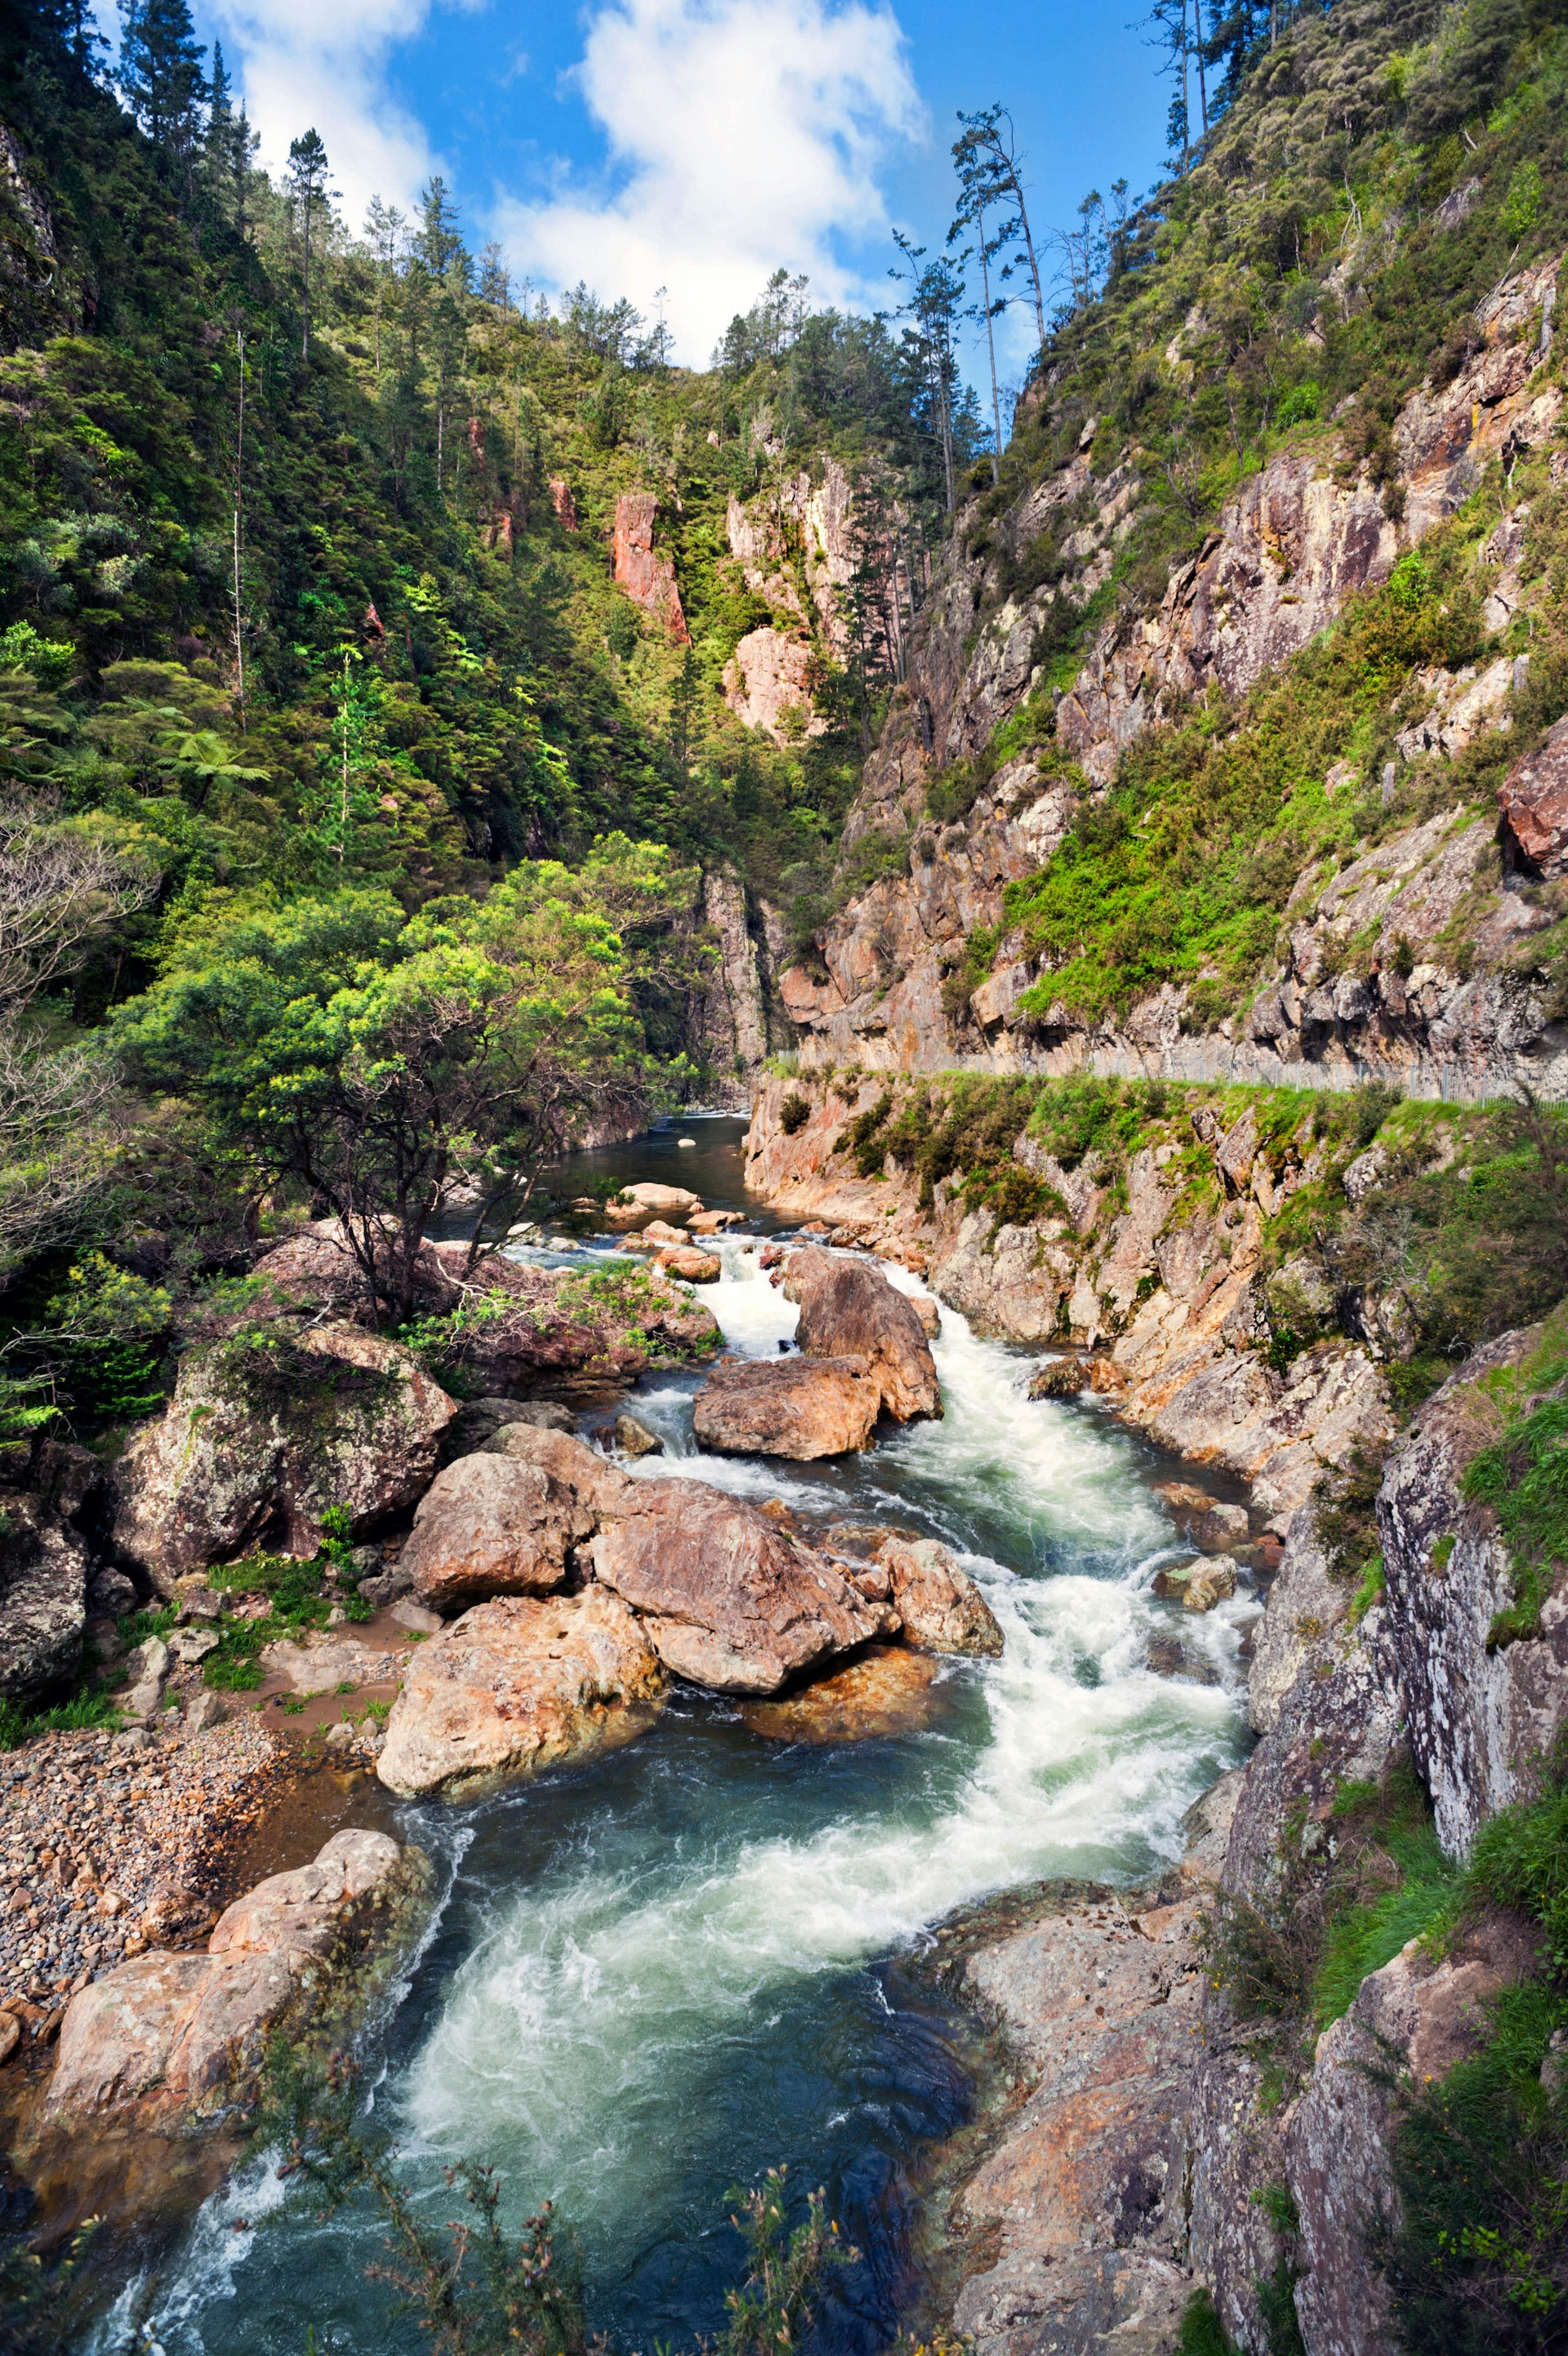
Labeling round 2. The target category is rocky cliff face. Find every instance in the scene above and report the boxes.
[776,255,1567,1103]
[612,491,689,643]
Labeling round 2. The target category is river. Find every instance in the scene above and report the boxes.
[98,1117,1252,2355]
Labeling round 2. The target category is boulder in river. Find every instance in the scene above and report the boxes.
[590,1479,895,1691]
[656,1245,722,1282]
[618,1182,703,1216]
[399,1444,607,1613]
[781,1247,941,1423]
[825,1525,1004,1655]
[45,1830,421,2127]
[740,1646,944,1743]
[113,1325,457,1593]
[376,1588,665,1797]
[612,1413,664,1459]
[691,1356,882,1459]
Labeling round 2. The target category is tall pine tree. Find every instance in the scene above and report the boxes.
[117,0,207,185]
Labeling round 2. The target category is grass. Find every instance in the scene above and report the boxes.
[0,1690,121,1751]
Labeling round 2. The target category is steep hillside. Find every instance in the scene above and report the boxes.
[778,0,1568,1104]
[0,5,953,1097]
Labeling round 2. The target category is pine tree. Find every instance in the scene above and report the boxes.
[416,176,467,287]
[287,127,333,361]
[955,107,1047,354]
[117,0,207,183]
[949,119,1009,486]
[889,230,964,516]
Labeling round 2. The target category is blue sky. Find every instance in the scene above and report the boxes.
[180,0,1172,374]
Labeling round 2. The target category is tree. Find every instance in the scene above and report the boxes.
[111,840,699,1323]
[117,0,207,169]
[363,197,407,377]
[287,128,333,361]
[416,174,468,287]
[889,229,964,515]
[0,792,153,1280]
[475,239,512,310]
[950,118,1010,483]
[956,106,1047,354]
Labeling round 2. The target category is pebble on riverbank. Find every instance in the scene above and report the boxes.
[0,1718,289,2020]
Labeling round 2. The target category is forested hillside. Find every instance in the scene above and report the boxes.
[0,0,980,1436]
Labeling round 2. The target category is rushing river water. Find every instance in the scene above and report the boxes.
[100,1118,1253,2356]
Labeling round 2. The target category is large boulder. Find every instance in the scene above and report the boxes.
[113,1326,457,1592]
[45,1830,418,2126]
[617,1181,702,1217]
[782,1247,941,1422]
[589,1479,894,1691]
[692,1356,882,1459]
[0,1493,90,1704]
[826,1526,1004,1655]
[740,1646,943,1743]
[399,1436,618,1614]
[376,1588,665,1797]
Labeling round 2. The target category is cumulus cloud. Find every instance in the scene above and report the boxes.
[205,0,439,225]
[496,0,924,363]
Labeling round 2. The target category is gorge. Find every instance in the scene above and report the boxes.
[2,0,1568,2349]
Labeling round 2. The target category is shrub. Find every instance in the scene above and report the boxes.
[778,1091,811,1136]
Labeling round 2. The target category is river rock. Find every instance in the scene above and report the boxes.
[691,1356,882,1459]
[643,1219,690,1246]
[612,1414,664,1458]
[824,1525,1003,1655]
[45,1829,416,2125]
[873,1534,1004,1655]
[0,1494,90,1704]
[253,1223,720,1389]
[261,1635,401,1695]
[479,1418,635,1505]
[657,1245,722,1281]
[444,1396,579,1457]
[113,1326,457,1593]
[688,1209,743,1234]
[398,1449,600,1612]
[740,1646,942,1742]
[1030,1357,1088,1400]
[781,1247,941,1422]
[618,1182,703,1216]
[590,1480,894,1691]
[376,1588,665,1797]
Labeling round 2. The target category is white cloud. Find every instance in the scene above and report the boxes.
[206,0,439,227]
[495,0,924,363]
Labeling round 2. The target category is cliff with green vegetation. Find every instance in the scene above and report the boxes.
[777,0,1568,1105]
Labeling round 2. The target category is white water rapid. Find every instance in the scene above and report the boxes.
[100,1158,1254,2356]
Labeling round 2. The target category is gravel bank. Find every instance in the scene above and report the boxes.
[0,1717,290,2015]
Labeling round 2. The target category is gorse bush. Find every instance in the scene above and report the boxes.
[259,2035,855,2356]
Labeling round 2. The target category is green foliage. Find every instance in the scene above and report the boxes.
[1465,1394,1568,1650]
[778,1089,811,1136]
[1254,2262,1307,2356]
[1177,2289,1237,2356]
[717,2168,853,2356]
[1384,1757,1568,2356]
[1312,1775,1460,2028]
[1471,1767,1568,1977]
[0,1687,121,1751]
